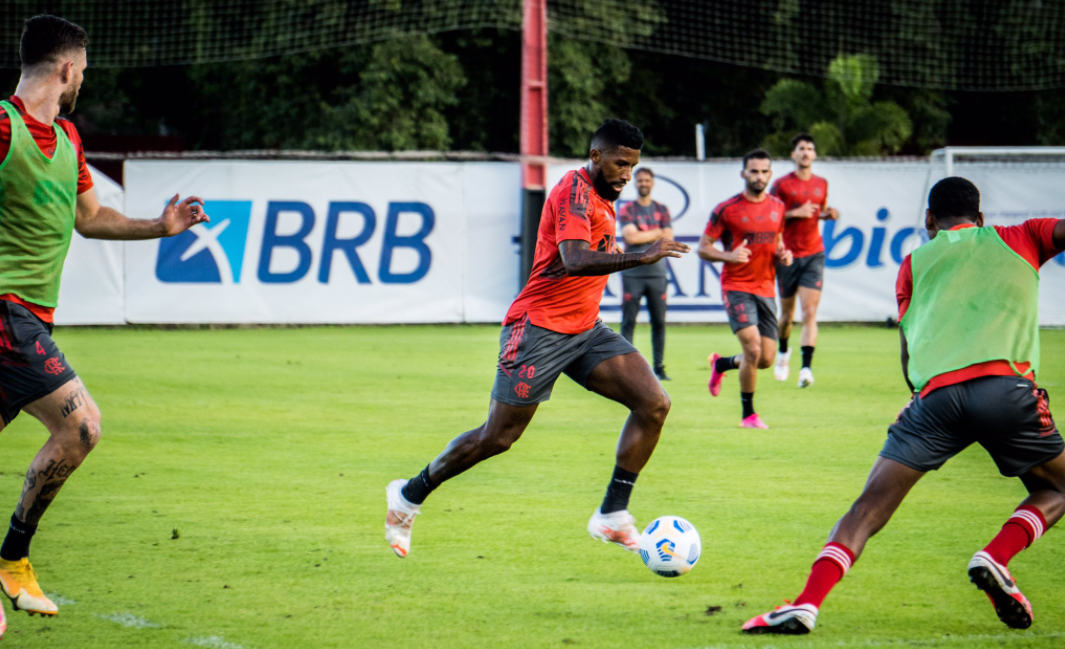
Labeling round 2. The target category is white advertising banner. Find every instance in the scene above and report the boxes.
[123,161,519,324]
[548,160,1065,325]
[114,159,1063,325]
[54,164,126,325]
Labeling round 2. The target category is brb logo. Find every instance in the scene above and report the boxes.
[157,201,252,284]
[155,200,435,285]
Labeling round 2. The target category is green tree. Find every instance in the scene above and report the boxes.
[760,54,914,156]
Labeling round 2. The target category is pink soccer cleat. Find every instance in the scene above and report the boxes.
[969,550,1033,629]
[708,353,726,397]
[742,602,818,634]
[740,413,769,429]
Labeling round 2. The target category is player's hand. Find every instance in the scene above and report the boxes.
[641,238,690,264]
[777,246,794,266]
[792,202,819,219]
[820,206,840,220]
[728,242,751,264]
[159,194,209,237]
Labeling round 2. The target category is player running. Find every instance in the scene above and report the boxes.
[699,149,792,429]
[743,177,1065,635]
[385,120,689,558]
[771,134,839,388]
[0,16,208,630]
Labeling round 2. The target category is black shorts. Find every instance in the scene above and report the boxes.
[0,300,78,424]
[723,290,778,339]
[491,317,638,406]
[777,252,826,299]
[881,376,1062,477]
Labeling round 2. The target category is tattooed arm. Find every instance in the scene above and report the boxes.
[558,238,690,277]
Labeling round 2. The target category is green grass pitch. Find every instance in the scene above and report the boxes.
[0,324,1063,648]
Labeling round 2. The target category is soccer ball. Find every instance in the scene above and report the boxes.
[638,516,701,578]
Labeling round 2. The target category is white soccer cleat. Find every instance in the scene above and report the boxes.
[742,602,818,634]
[385,479,421,558]
[587,508,640,552]
[774,350,791,381]
[969,550,1033,629]
[798,367,814,388]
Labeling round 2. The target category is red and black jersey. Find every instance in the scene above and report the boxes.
[504,168,619,334]
[770,171,828,258]
[704,193,786,298]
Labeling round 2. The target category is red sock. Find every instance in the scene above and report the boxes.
[984,505,1046,567]
[794,542,855,608]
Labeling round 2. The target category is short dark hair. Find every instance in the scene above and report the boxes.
[791,133,815,149]
[635,167,654,178]
[20,15,88,69]
[742,148,772,169]
[928,177,980,221]
[590,119,644,152]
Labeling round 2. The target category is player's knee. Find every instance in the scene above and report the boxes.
[73,408,102,456]
[756,356,774,370]
[640,390,671,426]
[802,304,818,322]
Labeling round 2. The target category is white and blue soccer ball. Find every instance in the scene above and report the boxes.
[638,516,701,578]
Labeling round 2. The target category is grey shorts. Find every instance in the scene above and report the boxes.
[491,317,638,406]
[723,290,778,339]
[777,252,826,299]
[881,376,1062,477]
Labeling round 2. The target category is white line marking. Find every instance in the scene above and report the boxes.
[44,592,76,606]
[97,612,161,629]
[185,636,248,649]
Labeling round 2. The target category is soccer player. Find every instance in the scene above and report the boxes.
[619,167,673,381]
[0,16,209,628]
[384,120,690,558]
[743,177,1065,635]
[770,133,839,388]
[699,149,792,429]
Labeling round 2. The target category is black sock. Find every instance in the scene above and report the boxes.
[0,514,37,561]
[714,354,740,374]
[600,466,639,514]
[400,466,436,505]
[741,392,755,419]
[801,346,815,369]
[779,337,789,354]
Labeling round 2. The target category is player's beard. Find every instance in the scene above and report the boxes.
[745,179,767,196]
[591,169,623,201]
[59,85,79,114]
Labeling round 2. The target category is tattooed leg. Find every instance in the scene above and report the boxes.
[15,378,102,526]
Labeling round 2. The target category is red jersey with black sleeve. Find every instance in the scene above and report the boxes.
[770,171,828,258]
[0,96,95,323]
[897,219,1064,397]
[703,193,787,298]
[504,168,620,334]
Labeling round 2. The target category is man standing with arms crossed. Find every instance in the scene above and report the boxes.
[743,177,1064,634]
[701,149,792,429]
[771,133,839,388]
[385,120,689,558]
[619,167,673,381]
[0,16,208,635]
